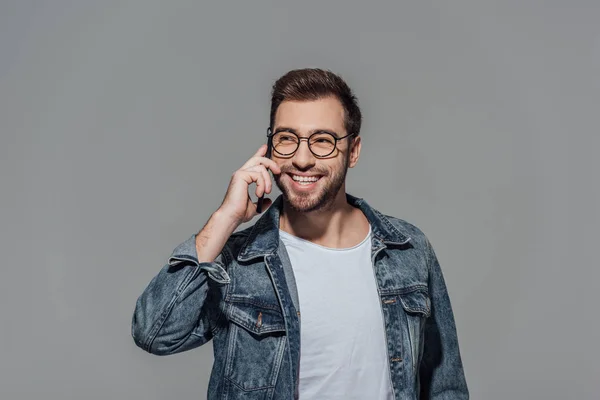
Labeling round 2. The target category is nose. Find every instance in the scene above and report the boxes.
[292,139,316,170]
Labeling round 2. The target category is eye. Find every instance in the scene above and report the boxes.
[276,133,296,142]
[311,134,335,145]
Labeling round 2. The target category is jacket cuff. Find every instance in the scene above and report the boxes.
[168,234,200,267]
[168,234,230,284]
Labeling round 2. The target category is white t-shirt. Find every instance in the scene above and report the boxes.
[279,225,394,400]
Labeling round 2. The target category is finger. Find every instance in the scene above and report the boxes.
[261,157,282,175]
[246,165,272,194]
[253,144,267,158]
[241,156,281,174]
[255,173,266,198]
[236,169,265,197]
[263,158,281,174]
[244,170,265,198]
[239,146,268,171]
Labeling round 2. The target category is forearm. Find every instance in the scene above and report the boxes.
[196,208,240,263]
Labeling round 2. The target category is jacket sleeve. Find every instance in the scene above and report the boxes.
[131,234,231,355]
[419,238,469,399]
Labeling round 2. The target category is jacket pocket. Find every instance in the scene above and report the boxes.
[398,289,431,376]
[223,296,287,393]
[399,289,431,317]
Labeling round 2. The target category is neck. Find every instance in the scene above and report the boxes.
[279,187,368,248]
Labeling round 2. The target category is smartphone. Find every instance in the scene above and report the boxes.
[256,131,273,213]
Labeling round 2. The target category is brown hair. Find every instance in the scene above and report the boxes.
[269,68,362,136]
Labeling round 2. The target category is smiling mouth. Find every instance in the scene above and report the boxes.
[288,173,323,185]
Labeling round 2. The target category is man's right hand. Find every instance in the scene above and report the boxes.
[195,145,281,263]
[218,144,282,225]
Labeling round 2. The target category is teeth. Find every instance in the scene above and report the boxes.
[292,175,319,182]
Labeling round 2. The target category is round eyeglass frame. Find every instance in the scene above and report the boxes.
[266,127,356,158]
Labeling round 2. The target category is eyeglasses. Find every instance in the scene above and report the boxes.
[267,128,355,158]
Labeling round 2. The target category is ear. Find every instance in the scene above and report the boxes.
[348,135,362,168]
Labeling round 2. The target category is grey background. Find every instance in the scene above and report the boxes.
[1,1,598,399]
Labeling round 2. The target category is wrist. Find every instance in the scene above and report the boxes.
[212,208,242,232]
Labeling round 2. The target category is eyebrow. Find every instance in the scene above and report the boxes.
[273,127,342,138]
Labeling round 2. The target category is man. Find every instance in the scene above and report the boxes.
[132,68,469,399]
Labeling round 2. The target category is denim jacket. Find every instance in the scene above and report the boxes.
[131,194,469,399]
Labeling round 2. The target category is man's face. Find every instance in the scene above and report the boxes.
[272,97,360,213]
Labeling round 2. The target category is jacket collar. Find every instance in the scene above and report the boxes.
[237,193,411,262]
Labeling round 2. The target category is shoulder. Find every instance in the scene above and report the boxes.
[376,211,438,267]
[383,213,431,248]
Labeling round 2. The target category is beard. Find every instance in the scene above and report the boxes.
[274,154,350,213]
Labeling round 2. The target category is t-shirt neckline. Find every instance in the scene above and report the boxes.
[278,224,372,252]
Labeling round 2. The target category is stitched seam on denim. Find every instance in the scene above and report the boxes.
[225,296,282,311]
[223,323,237,391]
[230,228,252,261]
[380,285,429,296]
[223,295,284,392]
[225,291,285,334]
[209,241,233,336]
[371,242,397,399]
[374,209,411,243]
[264,254,295,398]
[225,376,277,392]
[269,331,287,389]
[408,318,418,375]
[405,306,430,315]
[400,303,431,316]
[398,290,431,316]
[238,215,269,259]
[425,238,434,276]
[144,264,200,352]
[145,265,200,350]
[168,254,199,266]
[210,279,229,337]
[228,313,285,334]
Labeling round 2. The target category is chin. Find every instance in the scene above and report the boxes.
[285,194,325,213]
[275,170,346,213]
[279,184,335,213]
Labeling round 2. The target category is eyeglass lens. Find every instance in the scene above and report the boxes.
[272,132,337,157]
